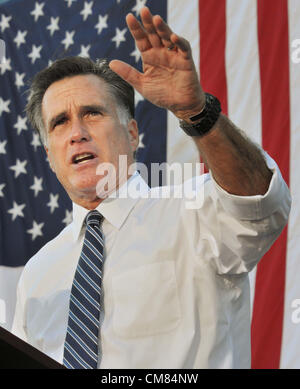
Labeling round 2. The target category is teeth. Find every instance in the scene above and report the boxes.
[74,153,94,163]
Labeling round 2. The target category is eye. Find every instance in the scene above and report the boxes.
[53,117,67,128]
[86,110,101,117]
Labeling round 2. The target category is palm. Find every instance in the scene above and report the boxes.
[140,48,200,113]
[109,7,204,119]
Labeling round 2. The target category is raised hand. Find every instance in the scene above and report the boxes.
[109,7,205,121]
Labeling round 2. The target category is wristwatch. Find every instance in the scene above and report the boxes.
[179,93,221,137]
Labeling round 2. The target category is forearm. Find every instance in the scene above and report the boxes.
[192,114,272,196]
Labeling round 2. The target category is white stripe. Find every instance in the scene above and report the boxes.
[69,311,98,343]
[84,239,103,263]
[280,0,300,369]
[64,341,92,369]
[225,0,262,317]
[73,279,100,310]
[166,0,200,183]
[63,358,73,369]
[81,252,102,278]
[226,0,262,145]
[70,294,99,328]
[88,226,104,246]
[67,327,98,361]
[77,265,101,294]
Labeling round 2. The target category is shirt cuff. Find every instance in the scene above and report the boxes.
[211,152,290,221]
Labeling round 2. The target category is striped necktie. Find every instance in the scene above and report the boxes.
[63,210,104,369]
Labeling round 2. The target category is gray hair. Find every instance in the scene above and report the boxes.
[26,56,135,145]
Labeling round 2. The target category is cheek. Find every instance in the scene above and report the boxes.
[47,143,65,173]
[47,150,58,173]
[108,128,130,152]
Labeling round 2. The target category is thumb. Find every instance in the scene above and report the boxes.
[109,60,143,91]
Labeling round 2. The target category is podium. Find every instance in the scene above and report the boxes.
[0,326,65,368]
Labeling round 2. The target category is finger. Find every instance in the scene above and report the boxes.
[140,7,162,48]
[152,14,174,48]
[126,13,152,52]
[153,15,192,55]
[109,60,143,92]
[170,33,191,56]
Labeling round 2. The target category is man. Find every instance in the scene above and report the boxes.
[12,7,290,368]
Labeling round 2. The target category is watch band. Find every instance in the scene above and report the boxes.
[179,93,221,137]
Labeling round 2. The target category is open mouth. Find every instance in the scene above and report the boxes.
[72,153,96,165]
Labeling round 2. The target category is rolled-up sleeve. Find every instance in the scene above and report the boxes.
[188,153,291,275]
[212,153,291,222]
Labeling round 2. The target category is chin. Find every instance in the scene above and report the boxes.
[70,178,98,194]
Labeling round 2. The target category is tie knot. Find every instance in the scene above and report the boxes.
[85,210,103,227]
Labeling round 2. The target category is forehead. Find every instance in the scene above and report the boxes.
[42,74,114,120]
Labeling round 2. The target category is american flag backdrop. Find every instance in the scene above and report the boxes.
[0,0,299,369]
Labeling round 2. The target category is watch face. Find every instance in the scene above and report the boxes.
[180,93,221,137]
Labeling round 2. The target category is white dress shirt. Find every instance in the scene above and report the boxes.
[12,154,291,368]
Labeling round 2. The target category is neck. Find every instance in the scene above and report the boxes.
[74,196,103,210]
[70,170,134,210]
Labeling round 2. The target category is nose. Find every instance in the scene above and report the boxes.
[69,119,90,144]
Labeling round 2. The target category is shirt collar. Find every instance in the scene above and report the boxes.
[71,172,149,241]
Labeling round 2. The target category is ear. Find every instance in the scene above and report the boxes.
[127,119,139,152]
[44,146,55,173]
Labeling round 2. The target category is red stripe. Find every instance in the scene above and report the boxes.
[198,0,228,173]
[198,0,228,116]
[251,0,290,369]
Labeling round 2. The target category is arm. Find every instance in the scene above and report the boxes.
[109,7,272,196]
[192,115,272,195]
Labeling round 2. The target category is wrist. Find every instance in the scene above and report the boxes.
[173,95,206,122]
[179,93,221,137]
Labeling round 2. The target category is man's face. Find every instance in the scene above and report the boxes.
[42,74,138,207]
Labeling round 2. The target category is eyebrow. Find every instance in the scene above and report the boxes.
[47,104,109,130]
